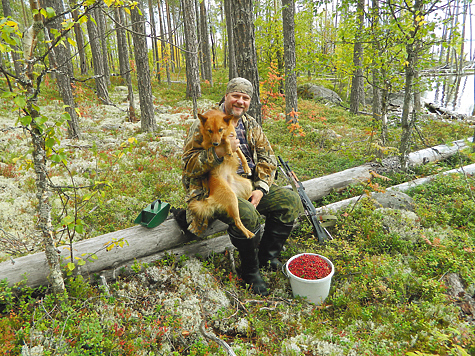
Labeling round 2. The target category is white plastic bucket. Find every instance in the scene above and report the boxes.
[284,253,334,305]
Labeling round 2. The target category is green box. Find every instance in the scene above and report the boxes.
[134,199,170,229]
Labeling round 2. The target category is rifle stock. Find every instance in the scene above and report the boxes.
[278,156,330,244]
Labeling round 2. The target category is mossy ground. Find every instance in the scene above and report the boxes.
[1,71,474,355]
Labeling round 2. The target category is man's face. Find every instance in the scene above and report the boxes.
[224,92,251,118]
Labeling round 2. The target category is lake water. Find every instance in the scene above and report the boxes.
[421,74,475,116]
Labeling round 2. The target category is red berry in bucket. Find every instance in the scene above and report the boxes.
[288,254,331,280]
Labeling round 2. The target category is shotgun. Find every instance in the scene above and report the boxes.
[278,156,332,244]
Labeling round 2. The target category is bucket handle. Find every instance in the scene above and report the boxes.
[282,263,289,278]
[150,199,161,210]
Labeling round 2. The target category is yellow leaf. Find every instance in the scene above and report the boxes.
[67,37,77,47]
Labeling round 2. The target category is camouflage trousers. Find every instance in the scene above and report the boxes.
[214,185,303,238]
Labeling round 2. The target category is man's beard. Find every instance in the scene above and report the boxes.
[231,107,245,118]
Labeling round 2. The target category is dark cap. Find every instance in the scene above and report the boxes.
[225,77,253,97]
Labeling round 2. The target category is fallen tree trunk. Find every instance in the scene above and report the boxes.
[316,163,475,214]
[1,138,473,288]
[424,102,468,121]
[299,137,472,202]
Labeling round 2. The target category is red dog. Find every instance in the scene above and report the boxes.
[189,110,254,238]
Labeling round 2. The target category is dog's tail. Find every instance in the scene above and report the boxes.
[188,197,221,220]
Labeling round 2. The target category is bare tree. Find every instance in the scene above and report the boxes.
[130,1,156,132]
[282,0,298,123]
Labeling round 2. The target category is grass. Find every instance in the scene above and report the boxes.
[0,69,475,355]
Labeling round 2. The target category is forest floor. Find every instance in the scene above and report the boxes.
[1,78,475,355]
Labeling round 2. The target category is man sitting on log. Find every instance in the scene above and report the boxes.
[178,77,302,296]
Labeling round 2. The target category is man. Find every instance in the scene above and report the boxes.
[181,77,302,296]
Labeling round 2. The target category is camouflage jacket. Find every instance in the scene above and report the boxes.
[182,113,277,236]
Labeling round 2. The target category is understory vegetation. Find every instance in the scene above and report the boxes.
[0,71,474,355]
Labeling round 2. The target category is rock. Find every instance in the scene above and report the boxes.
[297,83,342,104]
[372,190,415,211]
[311,128,341,139]
[377,208,420,242]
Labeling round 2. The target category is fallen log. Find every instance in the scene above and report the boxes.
[299,137,472,202]
[316,163,475,214]
[424,102,468,121]
[1,138,473,288]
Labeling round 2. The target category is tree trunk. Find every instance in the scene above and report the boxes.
[282,0,298,123]
[210,21,216,69]
[86,5,112,104]
[224,0,237,79]
[195,0,204,79]
[157,0,171,86]
[459,0,468,73]
[115,6,136,122]
[165,0,176,72]
[399,42,416,169]
[148,0,161,81]
[1,0,22,77]
[95,3,111,87]
[200,0,213,85]
[71,7,88,75]
[349,0,365,115]
[399,0,423,170]
[229,0,262,124]
[182,0,201,102]
[370,0,382,127]
[44,0,81,139]
[130,2,156,132]
[24,0,65,294]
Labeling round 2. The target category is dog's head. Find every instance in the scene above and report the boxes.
[198,110,234,147]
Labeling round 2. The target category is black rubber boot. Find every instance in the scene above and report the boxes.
[258,220,294,271]
[229,227,269,296]
[170,207,200,240]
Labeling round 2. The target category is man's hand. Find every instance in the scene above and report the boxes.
[249,189,264,208]
[215,134,240,158]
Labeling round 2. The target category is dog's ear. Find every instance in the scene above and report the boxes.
[223,114,234,124]
[198,113,207,125]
